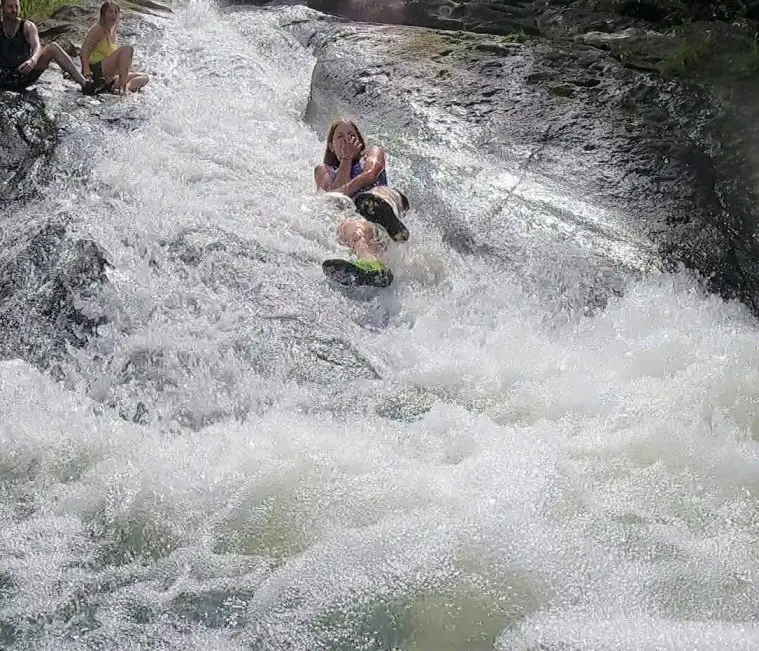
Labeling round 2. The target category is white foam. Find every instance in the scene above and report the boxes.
[2,2,759,649]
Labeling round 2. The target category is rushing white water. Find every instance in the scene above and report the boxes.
[3,2,759,650]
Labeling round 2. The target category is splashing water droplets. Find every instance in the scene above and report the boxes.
[1,2,759,650]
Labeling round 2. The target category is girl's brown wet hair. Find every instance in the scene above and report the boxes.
[99,0,120,25]
[322,119,366,168]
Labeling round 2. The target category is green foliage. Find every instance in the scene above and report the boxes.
[21,0,78,20]
[728,32,759,77]
[655,28,759,79]
[613,0,759,27]
[501,32,527,44]
[658,31,717,75]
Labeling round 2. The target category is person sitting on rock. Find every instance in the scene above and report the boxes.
[80,1,149,95]
[314,118,410,287]
[0,0,99,93]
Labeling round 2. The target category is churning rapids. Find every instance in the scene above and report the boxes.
[3,1,759,649]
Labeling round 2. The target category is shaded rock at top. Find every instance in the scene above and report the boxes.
[244,0,759,39]
[242,0,540,34]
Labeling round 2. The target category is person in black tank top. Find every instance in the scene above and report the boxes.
[0,0,101,93]
[0,16,39,88]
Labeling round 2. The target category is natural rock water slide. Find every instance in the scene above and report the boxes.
[2,0,759,649]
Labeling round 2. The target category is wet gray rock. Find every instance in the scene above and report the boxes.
[289,19,695,303]
[0,0,173,375]
[0,90,57,202]
[284,11,759,314]
[0,218,112,367]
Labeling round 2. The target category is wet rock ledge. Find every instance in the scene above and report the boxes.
[255,0,759,316]
[0,0,170,369]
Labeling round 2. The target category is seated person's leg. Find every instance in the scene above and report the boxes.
[125,71,149,92]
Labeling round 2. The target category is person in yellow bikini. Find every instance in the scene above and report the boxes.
[80,1,149,95]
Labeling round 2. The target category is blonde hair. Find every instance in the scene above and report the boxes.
[99,0,120,26]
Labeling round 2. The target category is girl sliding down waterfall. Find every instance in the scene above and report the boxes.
[314,118,410,288]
